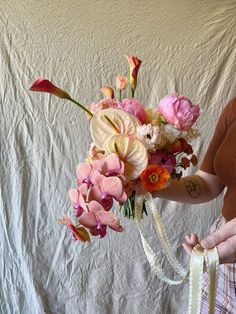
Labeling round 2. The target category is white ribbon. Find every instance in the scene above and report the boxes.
[135,193,219,314]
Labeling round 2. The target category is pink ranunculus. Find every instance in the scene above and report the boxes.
[89,98,116,114]
[157,94,200,130]
[30,78,71,99]
[116,76,129,90]
[149,150,176,173]
[116,98,146,124]
[125,55,142,96]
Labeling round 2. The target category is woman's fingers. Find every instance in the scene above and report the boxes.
[183,233,199,255]
[216,235,236,264]
[201,218,236,249]
[182,243,193,255]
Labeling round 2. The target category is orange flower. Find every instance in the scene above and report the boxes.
[140,164,170,192]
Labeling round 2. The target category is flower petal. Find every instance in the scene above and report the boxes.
[104,135,148,180]
[90,108,141,149]
[96,211,124,232]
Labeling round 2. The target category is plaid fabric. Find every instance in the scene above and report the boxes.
[200,215,236,313]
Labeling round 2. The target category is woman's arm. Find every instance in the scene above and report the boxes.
[152,169,225,204]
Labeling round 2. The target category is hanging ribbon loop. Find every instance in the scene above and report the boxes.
[135,193,219,314]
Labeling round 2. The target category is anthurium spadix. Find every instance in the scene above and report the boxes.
[90,108,141,150]
[104,134,148,180]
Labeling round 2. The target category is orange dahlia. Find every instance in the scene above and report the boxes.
[140,164,170,192]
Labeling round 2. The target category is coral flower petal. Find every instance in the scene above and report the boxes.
[140,164,170,192]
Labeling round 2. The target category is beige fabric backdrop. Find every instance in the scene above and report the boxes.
[1,1,236,313]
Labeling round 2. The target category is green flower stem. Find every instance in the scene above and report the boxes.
[119,90,122,102]
[68,97,93,118]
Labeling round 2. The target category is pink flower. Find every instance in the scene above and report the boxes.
[76,160,103,186]
[157,94,200,130]
[30,78,71,99]
[92,172,127,203]
[89,98,116,114]
[30,78,93,117]
[102,153,125,176]
[100,86,115,99]
[116,98,146,124]
[58,215,90,242]
[79,200,124,238]
[87,143,105,161]
[125,55,142,96]
[149,150,176,173]
[116,76,129,90]
[68,186,88,217]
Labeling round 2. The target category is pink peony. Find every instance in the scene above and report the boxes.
[157,94,200,130]
[116,98,146,124]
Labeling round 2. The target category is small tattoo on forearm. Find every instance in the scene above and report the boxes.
[184,179,201,198]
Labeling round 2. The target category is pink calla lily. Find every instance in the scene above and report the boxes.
[100,86,115,99]
[125,55,142,97]
[30,78,71,99]
[30,77,93,117]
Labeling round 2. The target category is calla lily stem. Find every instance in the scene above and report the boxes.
[69,97,93,117]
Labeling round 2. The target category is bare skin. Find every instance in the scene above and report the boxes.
[183,219,236,264]
[152,169,236,264]
[153,169,225,204]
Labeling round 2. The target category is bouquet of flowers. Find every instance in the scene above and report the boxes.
[30,55,200,243]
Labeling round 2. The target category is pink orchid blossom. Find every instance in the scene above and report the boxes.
[116,98,146,124]
[149,150,176,173]
[58,215,90,242]
[116,76,129,90]
[157,94,200,130]
[92,172,127,203]
[76,160,103,186]
[89,185,113,211]
[125,55,142,97]
[103,153,125,176]
[79,200,124,238]
[68,186,88,217]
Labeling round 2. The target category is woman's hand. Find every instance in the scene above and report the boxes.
[183,218,236,264]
